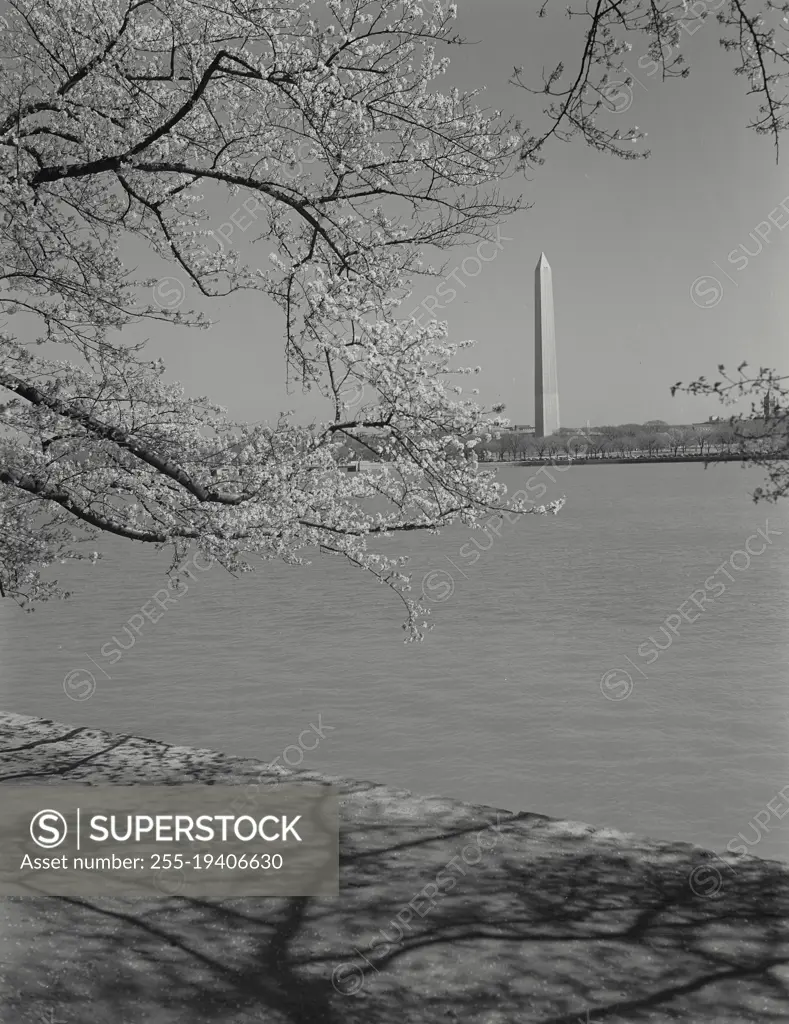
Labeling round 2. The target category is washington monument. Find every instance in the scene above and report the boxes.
[534,252,560,437]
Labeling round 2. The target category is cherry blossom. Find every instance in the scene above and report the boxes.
[0,0,559,639]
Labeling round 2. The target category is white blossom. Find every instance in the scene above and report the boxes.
[0,0,555,640]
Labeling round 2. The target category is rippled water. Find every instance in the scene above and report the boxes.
[2,462,788,861]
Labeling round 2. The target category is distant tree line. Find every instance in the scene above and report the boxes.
[336,419,786,465]
[476,421,784,463]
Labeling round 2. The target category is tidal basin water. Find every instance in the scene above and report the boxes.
[1,463,788,862]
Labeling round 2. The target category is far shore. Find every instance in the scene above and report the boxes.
[1,710,787,1023]
[480,452,751,467]
[343,452,775,472]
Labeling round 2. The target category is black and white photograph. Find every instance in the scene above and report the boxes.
[0,1,787,1020]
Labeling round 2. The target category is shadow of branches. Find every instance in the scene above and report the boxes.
[1,808,787,1023]
[0,716,786,1023]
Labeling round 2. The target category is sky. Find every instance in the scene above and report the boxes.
[56,0,789,429]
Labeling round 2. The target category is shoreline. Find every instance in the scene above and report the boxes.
[345,453,773,471]
[1,710,787,1023]
[479,453,756,467]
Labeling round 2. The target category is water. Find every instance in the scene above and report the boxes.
[1,462,788,861]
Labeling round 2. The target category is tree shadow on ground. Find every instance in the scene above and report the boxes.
[0,718,786,1023]
[2,808,787,1024]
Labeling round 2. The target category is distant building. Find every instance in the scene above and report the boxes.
[692,417,722,432]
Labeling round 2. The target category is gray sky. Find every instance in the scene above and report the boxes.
[121,1,789,428]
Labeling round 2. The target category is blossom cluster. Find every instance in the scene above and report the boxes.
[0,0,552,638]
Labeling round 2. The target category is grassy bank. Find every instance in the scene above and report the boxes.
[1,711,787,1023]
